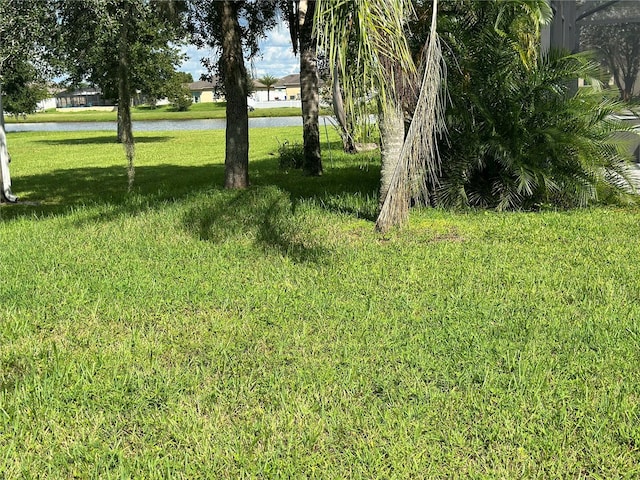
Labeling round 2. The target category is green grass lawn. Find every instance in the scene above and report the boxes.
[5,102,307,123]
[1,128,640,478]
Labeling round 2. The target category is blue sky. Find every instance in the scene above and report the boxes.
[180,23,299,81]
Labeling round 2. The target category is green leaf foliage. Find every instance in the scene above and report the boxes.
[58,0,186,102]
[1,58,49,117]
[0,0,60,79]
[432,1,636,210]
[315,0,416,120]
[187,0,279,78]
[277,140,305,170]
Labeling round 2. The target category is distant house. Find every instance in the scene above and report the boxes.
[56,87,114,109]
[36,97,57,111]
[188,74,318,105]
[250,74,305,102]
[275,74,301,101]
[36,85,64,111]
[251,79,270,102]
[188,80,221,103]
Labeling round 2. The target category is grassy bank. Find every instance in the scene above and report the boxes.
[1,128,640,477]
[5,102,305,123]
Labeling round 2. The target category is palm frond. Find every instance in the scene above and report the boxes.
[315,0,415,121]
[436,1,637,210]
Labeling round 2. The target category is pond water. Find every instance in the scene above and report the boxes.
[4,116,336,133]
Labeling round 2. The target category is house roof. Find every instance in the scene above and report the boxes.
[188,80,217,91]
[46,84,66,96]
[273,73,324,88]
[275,74,300,87]
[56,87,102,97]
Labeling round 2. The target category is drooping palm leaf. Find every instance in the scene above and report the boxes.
[315,0,415,122]
[437,30,637,211]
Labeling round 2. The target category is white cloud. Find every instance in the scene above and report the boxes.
[179,22,298,81]
[179,45,214,80]
[264,24,294,47]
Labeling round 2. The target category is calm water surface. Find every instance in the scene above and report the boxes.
[4,116,332,133]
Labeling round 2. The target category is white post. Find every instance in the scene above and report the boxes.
[0,125,17,203]
[541,0,552,54]
[0,81,4,130]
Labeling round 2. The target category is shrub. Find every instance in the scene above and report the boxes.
[169,86,193,112]
[432,2,636,210]
[277,140,304,170]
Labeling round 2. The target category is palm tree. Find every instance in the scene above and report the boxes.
[315,0,445,232]
[258,74,278,101]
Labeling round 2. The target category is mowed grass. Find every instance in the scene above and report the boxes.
[1,127,640,478]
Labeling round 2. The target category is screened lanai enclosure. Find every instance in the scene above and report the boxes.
[545,0,640,101]
[546,1,640,162]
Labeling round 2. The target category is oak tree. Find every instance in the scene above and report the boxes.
[188,0,278,189]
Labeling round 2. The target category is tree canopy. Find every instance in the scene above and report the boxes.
[0,0,60,127]
[1,58,49,117]
[57,0,187,103]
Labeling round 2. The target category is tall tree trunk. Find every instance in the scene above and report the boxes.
[298,0,322,176]
[623,65,636,102]
[118,3,135,190]
[611,67,625,100]
[378,105,405,208]
[220,0,249,189]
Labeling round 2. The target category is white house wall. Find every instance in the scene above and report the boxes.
[251,88,288,103]
[36,98,57,112]
[251,91,270,102]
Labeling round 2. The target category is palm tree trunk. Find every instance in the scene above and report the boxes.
[378,105,405,208]
[375,0,443,233]
[299,0,322,176]
[220,0,249,189]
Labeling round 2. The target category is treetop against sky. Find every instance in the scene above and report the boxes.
[180,21,299,80]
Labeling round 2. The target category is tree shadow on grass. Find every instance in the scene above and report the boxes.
[2,149,380,218]
[253,154,381,221]
[1,163,224,222]
[0,152,380,259]
[34,135,173,146]
[182,186,328,263]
